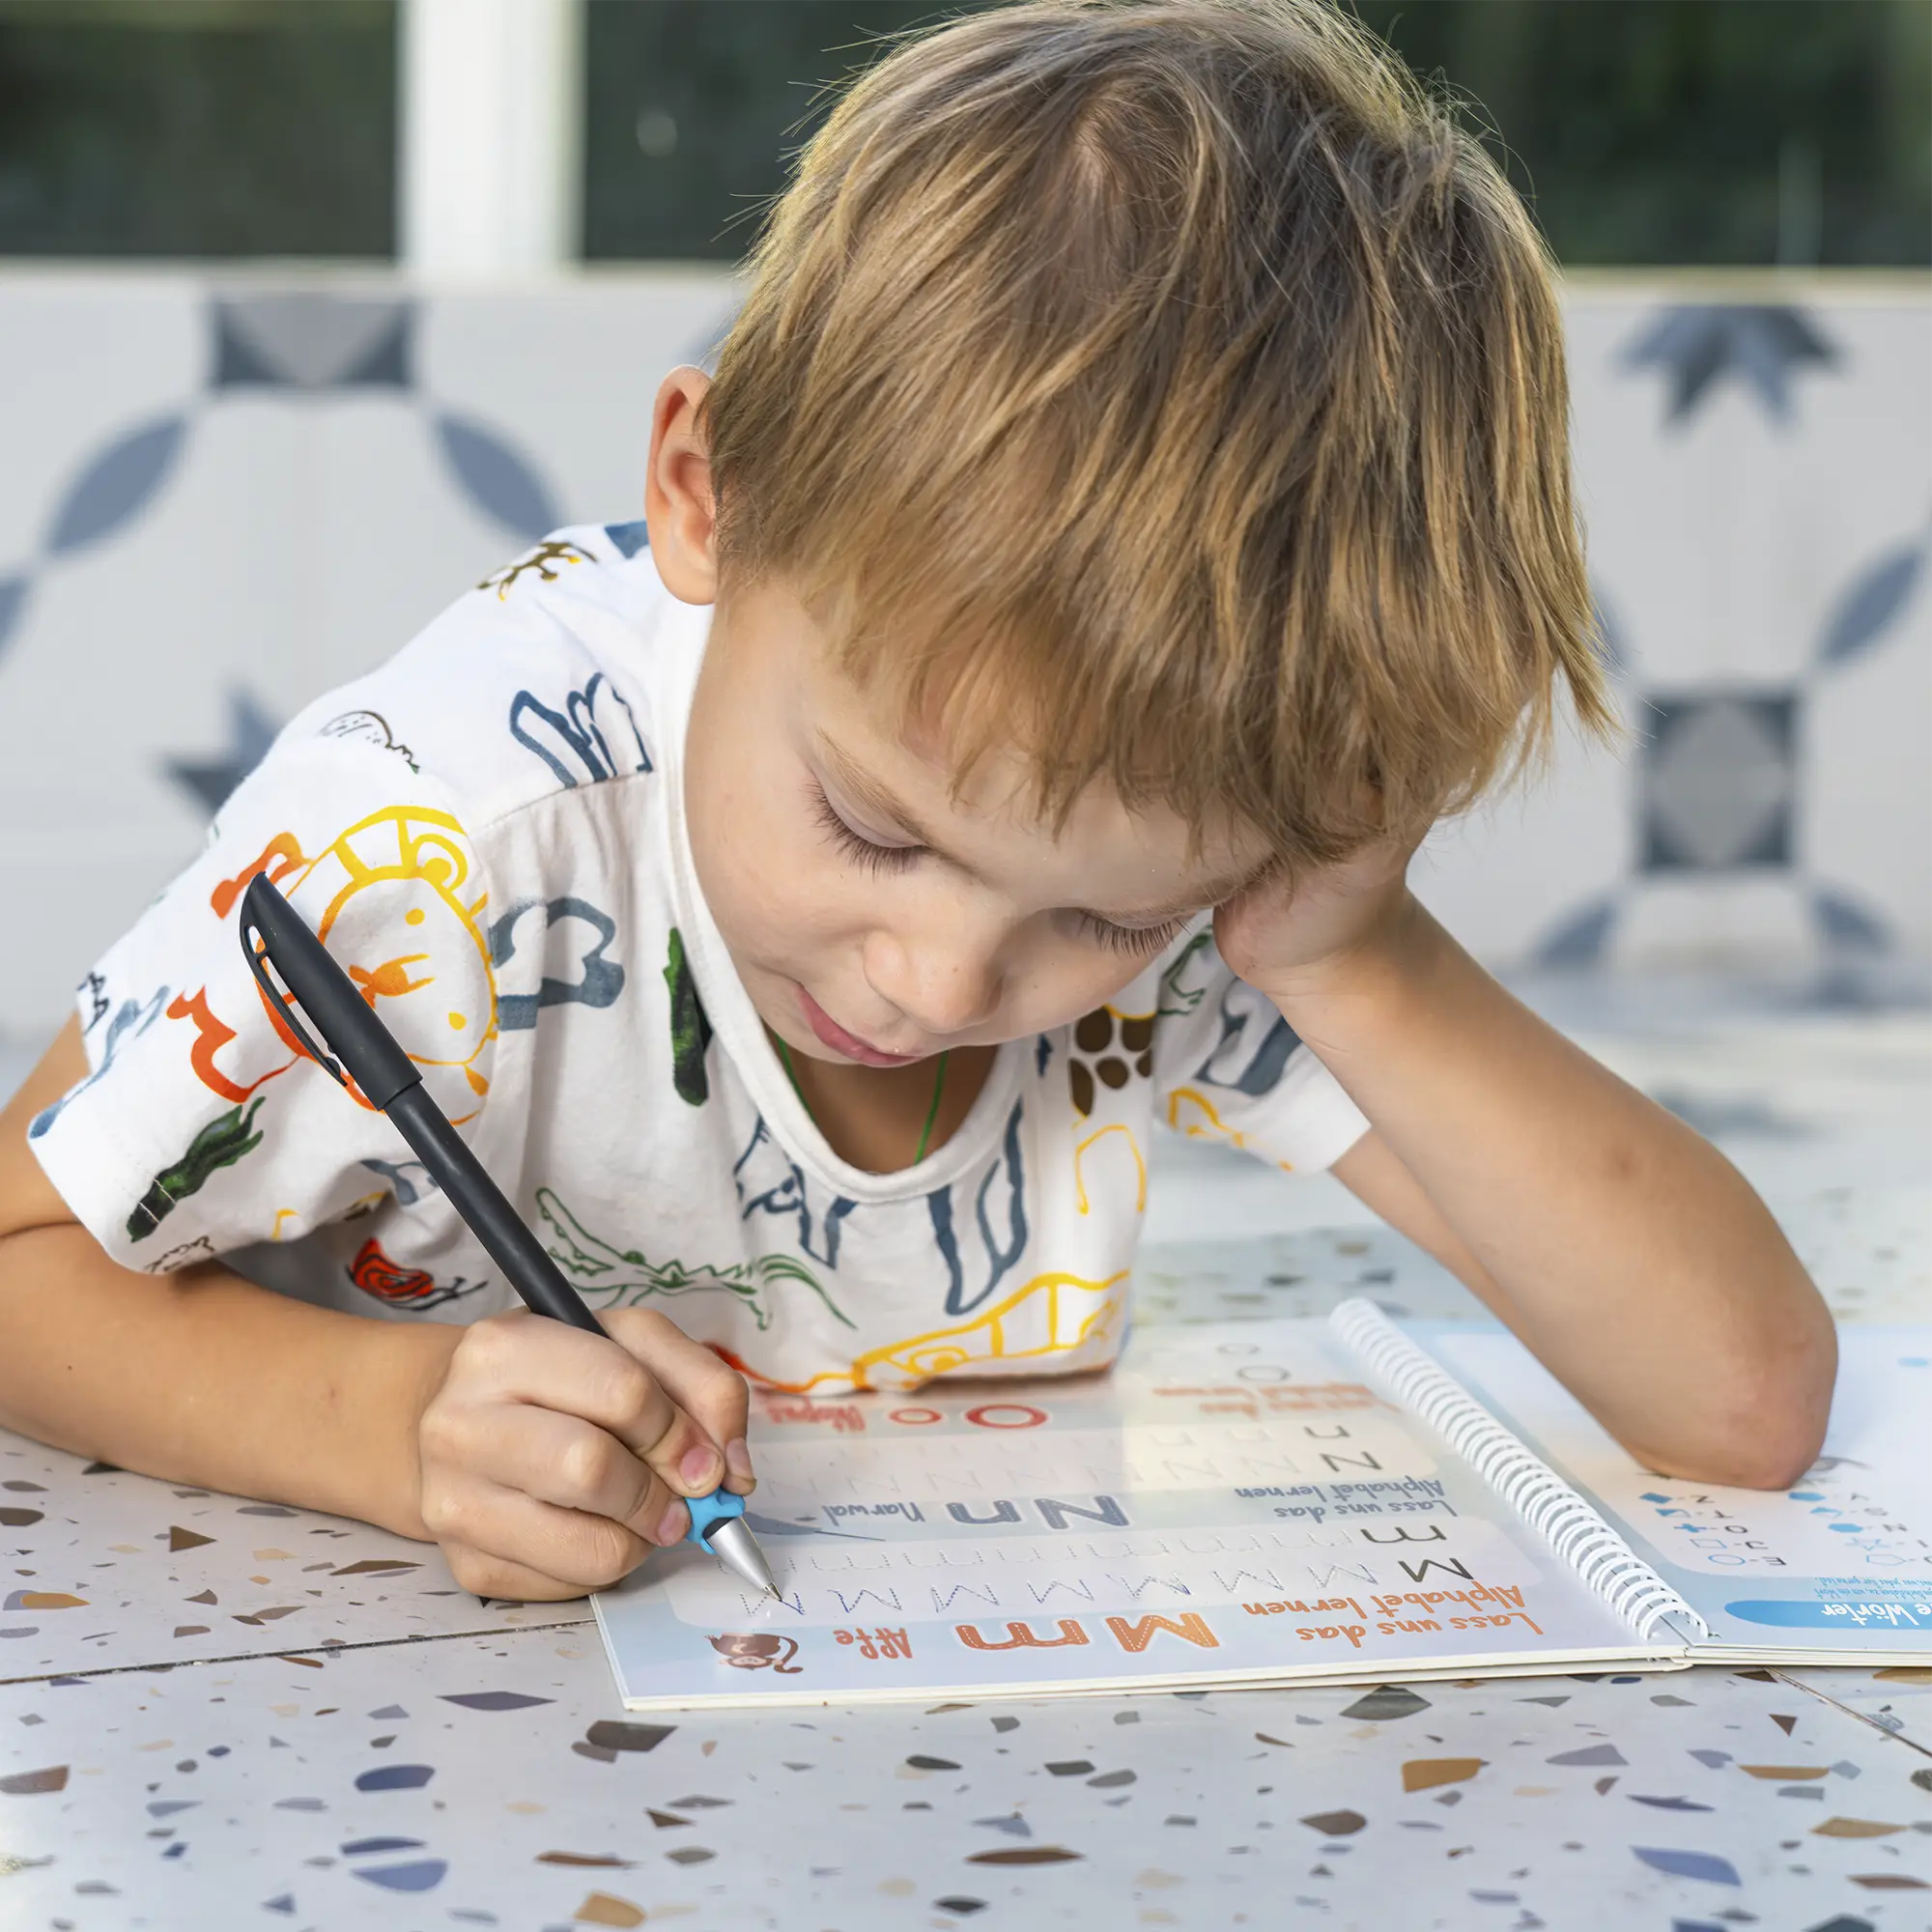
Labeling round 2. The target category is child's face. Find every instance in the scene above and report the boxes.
[684,573,1266,1066]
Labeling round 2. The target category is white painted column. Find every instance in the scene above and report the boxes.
[400,0,583,278]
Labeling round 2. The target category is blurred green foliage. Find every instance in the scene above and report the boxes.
[0,1,395,258]
[584,0,1930,267]
[1360,0,1932,267]
[0,0,1924,266]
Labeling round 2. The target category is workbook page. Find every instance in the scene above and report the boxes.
[1423,1325,1932,1658]
[593,1321,1663,1710]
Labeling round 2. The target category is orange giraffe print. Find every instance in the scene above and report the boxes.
[208,833,310,920]
[177,806,492,1122]
[165,988,302,1105]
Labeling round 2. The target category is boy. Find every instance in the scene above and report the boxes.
[0,0,1833,1605]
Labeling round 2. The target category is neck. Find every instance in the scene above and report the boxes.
[770,1031,997,1174]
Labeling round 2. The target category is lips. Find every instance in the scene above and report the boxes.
[795,984,923,1067]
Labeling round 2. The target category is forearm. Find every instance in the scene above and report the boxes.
[1272,900,1834,1486]
[0,1223,459,1539]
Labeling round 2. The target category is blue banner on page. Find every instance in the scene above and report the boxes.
[1725,1599,1932,1631]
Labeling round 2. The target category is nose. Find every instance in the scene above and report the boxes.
[863,921,1003,1041]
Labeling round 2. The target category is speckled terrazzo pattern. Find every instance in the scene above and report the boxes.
[0,1449,585,1684]
[1776,1190,1932,1327]
[1134,1185,1932,1329]
[5,1627,1932,1929]
[1134,1226,1485,1326]
[1786,1667,1932,1755]
[3,1176,1930,1926]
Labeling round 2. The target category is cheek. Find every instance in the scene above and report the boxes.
[690,761,850,952]
[998,933,1167,1037]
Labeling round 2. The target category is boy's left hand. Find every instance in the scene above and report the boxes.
[1212,835,1422,1005]
[1213,824,1835,1493]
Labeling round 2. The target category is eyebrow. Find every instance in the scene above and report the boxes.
[813,731,1259,924]
[815,732,947,851]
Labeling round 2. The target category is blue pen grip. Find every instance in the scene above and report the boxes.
[685,1487,746,1546]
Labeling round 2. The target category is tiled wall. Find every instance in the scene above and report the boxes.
[0,270,1926,1038]
[1420,283,1931,991]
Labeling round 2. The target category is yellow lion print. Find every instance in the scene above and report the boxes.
[183,805,497,1123]
[739,1267,1128,1395]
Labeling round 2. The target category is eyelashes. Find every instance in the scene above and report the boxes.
[809,780,921,876]
[808,778,1190,955]
[1073,911,1190,957]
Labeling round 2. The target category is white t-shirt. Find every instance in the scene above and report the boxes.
[29,525,1369,1394]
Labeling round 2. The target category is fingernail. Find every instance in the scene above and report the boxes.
[680,1443,721,1491]
[656,1500,690,1546]
[724,1437,755,1489]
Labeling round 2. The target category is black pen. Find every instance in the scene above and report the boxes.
[238,873,779,1601]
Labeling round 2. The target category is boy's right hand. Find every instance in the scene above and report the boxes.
[412,1307,755,1603]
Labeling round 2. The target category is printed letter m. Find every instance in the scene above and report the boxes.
[1398,1556,1473,1583]
[954,1620,1089,1651]
[1104,1612,1219,1654]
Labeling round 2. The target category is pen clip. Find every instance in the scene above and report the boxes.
[240,913,348,1089]
[237,873,420,1110]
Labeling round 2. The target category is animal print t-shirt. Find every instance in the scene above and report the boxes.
[28,525,1370,1394]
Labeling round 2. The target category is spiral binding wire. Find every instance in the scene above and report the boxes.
[1329,1298,1711,1643]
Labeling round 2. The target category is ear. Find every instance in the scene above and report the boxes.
[644,365,718,605]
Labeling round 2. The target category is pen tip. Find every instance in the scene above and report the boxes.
[705,1515,781,1604]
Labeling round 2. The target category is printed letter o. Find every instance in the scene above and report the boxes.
[964,1402,1047,1430]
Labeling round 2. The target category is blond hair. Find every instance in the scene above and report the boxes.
[705,0,1612,865]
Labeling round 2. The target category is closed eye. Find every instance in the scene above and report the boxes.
[1073,911,1191,956]
[811,772,1193,952]
[809,780,922,875]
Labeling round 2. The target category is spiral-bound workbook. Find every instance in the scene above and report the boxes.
[592,1305,1932,1710]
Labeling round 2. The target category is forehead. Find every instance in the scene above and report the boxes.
[730,567,1269,900]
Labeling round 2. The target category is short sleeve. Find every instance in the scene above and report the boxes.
[28,733,498,1276]
[1149,926,1370,1174]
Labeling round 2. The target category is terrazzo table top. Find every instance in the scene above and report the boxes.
[5,1188,1931,1930]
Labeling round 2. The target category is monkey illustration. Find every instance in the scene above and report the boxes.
[706,1632,802,1673]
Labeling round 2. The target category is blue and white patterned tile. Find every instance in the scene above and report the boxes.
[417,276,742,523]
[0,277,204,573]
[5,278,1930,1027]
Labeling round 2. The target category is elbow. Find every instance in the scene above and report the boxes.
[1643,1414,1827,1493]
[1694,1423,1826,1494]
[1641,1318,1837,1493]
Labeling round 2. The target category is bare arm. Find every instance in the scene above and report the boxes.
[0,1018,753,1598]
[1311,911,1834,1489]
[0,1018,457,1531]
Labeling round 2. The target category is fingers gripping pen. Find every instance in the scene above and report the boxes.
[238,872,780,1602]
